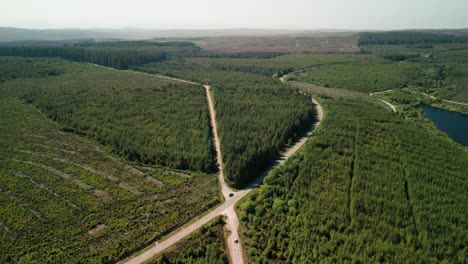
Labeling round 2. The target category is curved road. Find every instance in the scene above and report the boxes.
[282,73,398,113]
[123,72,323,264]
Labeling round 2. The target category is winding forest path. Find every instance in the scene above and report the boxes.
[124,73,323,264]
[369,90,397,112]
[378,99,397,113]
[370,89,468,108]
[442,99,468,106]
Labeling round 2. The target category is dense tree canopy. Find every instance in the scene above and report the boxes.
[358,31,468,45]
[238,98,468,263]
[0,41,199,69]
[136,60,316,187]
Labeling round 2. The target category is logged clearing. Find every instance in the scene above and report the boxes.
[199,36,360,53]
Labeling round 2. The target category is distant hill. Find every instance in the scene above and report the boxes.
[0,27,357,42]
[0,27,114,42]
[413,28,468,36]
[358,30,468,45]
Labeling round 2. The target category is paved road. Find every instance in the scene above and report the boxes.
[124,73,323,264]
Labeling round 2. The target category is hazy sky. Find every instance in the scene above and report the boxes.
[2,0,468,30]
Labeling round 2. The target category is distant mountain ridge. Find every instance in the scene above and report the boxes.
[1,27,467,43]
[0,27,356,42]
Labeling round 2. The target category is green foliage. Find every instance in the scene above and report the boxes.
[291,61,452,93]
[0,97,220,263]
[0,56,65,82]
[175,54,368,77]
[2,58,216,173]
[447,64,468,102]
[366,44,468,102]
[0,41,199,69]
[151,216,228,264]
[238,99,468,263]
[136,60,316,187]
[358,31,468,45]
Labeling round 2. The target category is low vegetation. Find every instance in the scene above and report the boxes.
[0,97,219,263]
[289,61,451,93]
[151,216,228,264]
[237,98,468,263]
[0,56,64,82]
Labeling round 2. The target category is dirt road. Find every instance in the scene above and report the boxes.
[443,99,468,106]
[204,84,243,263]
[124,73,323,264]
[369,90,394,96]
[204,85,235,199]
[379,99,397,113]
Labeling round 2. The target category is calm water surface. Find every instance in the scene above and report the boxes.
[418,105,468,146]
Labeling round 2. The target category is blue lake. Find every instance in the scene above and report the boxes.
[418,105,468,146]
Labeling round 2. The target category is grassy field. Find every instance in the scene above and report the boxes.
[148,216,228,264]
[1,57,216,173]
[237,98,468,263]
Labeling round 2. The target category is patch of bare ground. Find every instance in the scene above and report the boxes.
[200,36,359,53]
[92,190,112,202]
[166,171,192,178]
[88,224,107,236]
[145,176,165,187]
[130,168,145,177]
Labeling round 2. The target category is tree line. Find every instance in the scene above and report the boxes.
[358,31,468,45]
[0,41,199,69]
